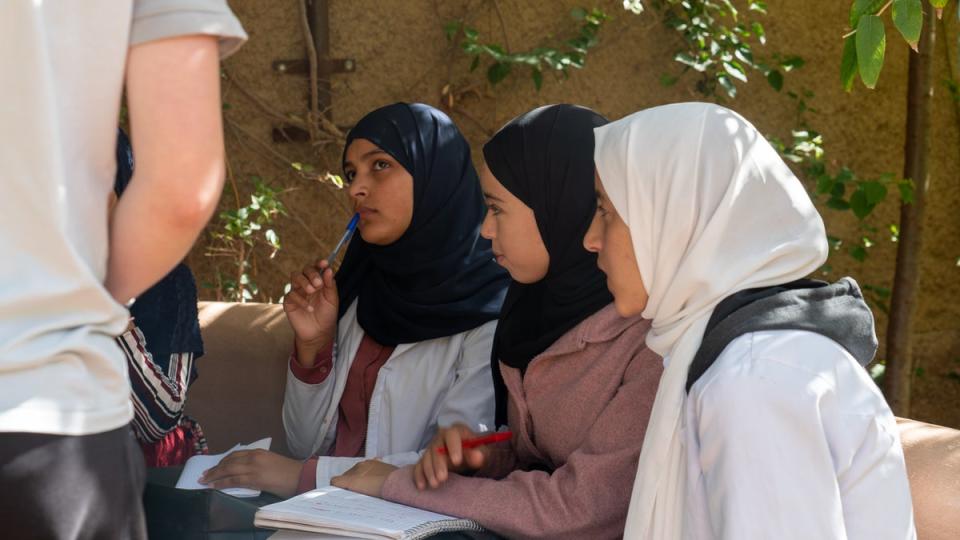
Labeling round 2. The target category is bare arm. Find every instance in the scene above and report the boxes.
[106,35,225,302]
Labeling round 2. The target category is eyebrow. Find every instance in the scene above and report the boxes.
[482,192,505,203]
[343,150,390,168]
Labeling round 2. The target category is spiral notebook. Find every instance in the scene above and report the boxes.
[254,486,483,540]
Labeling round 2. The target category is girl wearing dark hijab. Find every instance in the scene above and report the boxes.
[201,103,509,498]
[333,105,663,540]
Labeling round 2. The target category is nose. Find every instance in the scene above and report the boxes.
[347,173,369,201]
[583,214,603,253]
[480,210,496,240]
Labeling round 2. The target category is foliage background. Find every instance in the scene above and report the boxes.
[188,0,960,427]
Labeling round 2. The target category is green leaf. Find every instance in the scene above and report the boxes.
[816,175,836,195]
[444,21,460,41]
[487,62,512,85]
[862,180,888,204]
[856,15,886,89]
[752,22,767,44]
[850,189,874,219]
[870,361,886,383]
[780,56,806,71]
[531,68,543,90]
[265,229,279,248]
[463,27,479,41]
[766,69,784,91]
[889,223,900,241]
[832,181,847,198]
[717,74,738,97]
[841,36,859,91]
[571,7,587,20]
[850,0,887,28]
[827,197,851,210]
[850,245,868,261]
[898,179,916,203]
[660,74,679,86]
[723,61,748,82]
[893,0,923,50]
[469,55,480,72]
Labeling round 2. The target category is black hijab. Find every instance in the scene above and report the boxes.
[483,104,613,425]
[114,129,204,376]
[335,103,509,346]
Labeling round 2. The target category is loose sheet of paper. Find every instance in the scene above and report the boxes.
[176,437,272,497]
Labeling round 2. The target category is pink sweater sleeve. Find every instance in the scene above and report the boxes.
[473,442,518,479]
[380,352,662,540]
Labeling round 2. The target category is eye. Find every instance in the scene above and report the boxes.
[487,204,502,216]
[596,203,609,218]
[372,159,391,171]
[344,170,356,184]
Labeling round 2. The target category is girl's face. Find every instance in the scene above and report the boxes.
[478,164,550,284]
[344,138,414,245]
[583,170,649,317]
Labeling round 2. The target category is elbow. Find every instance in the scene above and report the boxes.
[163,158,226,231]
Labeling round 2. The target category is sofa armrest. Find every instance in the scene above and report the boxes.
[898,417,960,540]
[185,302,293,456]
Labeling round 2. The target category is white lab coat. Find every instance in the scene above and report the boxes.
[283,300,497,486]
[682,329,916,539]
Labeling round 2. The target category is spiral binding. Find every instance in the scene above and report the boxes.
[404,518,485,539]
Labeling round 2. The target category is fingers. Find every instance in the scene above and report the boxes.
[304,263,324,288]
[465,448,486,469]
[204,473,257,491]
[200,452,252,487]
[314,260,337,298]
[321,262,336,289]
[421,440,441,489]
[291,272,316,295]
[413,459,427,491]
[443,427,464,467]
[283,287,312,312]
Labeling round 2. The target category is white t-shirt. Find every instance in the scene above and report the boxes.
[682,330,916,539]
[0,0,246,436]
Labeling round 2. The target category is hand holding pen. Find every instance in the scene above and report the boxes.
[283,214,359,366]
[414,424,513,490]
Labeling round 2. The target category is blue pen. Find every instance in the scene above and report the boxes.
[325,213,360,267]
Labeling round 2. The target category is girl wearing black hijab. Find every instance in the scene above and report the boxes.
[332,105,664,540]
[201,103,509,498]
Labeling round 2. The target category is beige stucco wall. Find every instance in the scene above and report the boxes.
[191,0,960,426]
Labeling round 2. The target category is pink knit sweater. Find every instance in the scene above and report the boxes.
[381,303,662,539]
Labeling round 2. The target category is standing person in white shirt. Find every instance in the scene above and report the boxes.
[0,1,245,537]
[583,102,915,539]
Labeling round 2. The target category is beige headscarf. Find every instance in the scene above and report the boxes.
[593,103,829,539]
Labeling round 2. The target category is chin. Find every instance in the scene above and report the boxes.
[358,225,394,246]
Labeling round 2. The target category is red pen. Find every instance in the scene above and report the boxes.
[436,431,512,454]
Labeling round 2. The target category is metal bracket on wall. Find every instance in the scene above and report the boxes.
[272,0,355,143]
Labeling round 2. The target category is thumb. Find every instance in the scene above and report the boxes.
[465,448,486,469]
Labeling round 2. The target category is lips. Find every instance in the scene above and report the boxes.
[356,206,377,218]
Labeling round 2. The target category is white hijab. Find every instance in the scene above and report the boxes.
[594,103,829,539]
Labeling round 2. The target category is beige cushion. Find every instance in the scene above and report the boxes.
[185,302,292,456]
[897,418,960,540]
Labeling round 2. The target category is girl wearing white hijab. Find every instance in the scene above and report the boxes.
[584,102,915,539]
